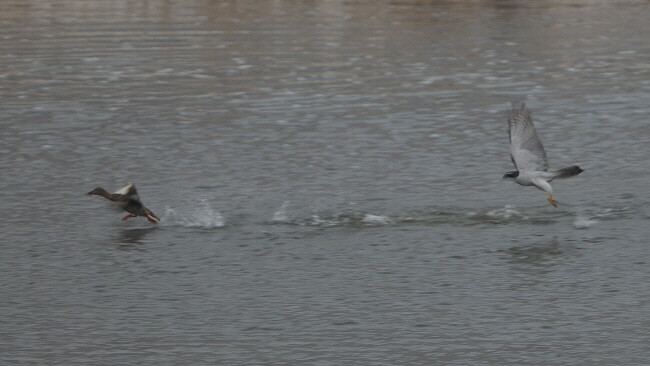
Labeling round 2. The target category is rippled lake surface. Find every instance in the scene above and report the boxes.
[2,0,649,364]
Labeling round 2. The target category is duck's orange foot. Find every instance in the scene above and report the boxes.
[546,193,558,207]
[122,214,136,221]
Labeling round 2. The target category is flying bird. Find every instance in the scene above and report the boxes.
[87,183,160,223]
[503,102,584,207]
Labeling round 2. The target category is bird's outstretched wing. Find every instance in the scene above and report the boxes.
[508,102,549,172]
[113,183,141,202]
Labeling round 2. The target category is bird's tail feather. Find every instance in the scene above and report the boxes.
[144,207,160,223]
[551,165,584,180]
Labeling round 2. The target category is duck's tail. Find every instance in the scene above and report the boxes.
[144,207,160,224]
[550,165,584,181]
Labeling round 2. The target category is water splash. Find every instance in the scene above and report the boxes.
[161,200,225,228]
[272,201,290,222]
[309,214,341,227]
[304,212,392,227]
[486,205,526,220]
[362,213,391,225]
[573,215,599,229]
[262,203,616,229]
[269,207,527,228]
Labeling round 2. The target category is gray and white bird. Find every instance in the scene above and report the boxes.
[503,102,584,207]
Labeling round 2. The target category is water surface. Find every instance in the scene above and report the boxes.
[1,1,649,365]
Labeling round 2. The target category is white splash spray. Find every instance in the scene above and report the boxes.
[487,205,525,219]
[362,214,391,225]
[573,215,599,229]
[272,201,290,222]
[161,200,224,228]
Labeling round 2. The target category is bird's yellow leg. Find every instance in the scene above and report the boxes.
[546,192,558,207]
[122,214,136,221]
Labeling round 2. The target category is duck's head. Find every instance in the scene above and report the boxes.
[87,187,107,196]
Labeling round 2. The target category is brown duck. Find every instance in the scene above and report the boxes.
[87,183,160,223]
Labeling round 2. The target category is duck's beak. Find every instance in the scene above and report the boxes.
[86,191,94,196]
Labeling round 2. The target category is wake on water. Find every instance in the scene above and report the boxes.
[573,216,600,229]
[152,198,609,230]
[272,201,290,222]
[160,200,225,228]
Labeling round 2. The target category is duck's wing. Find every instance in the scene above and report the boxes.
[113,183,141,202]
[507,102,549,172]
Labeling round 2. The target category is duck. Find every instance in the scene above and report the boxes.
[87,183,160,223]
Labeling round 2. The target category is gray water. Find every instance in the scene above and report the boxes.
[1,0,649,364]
